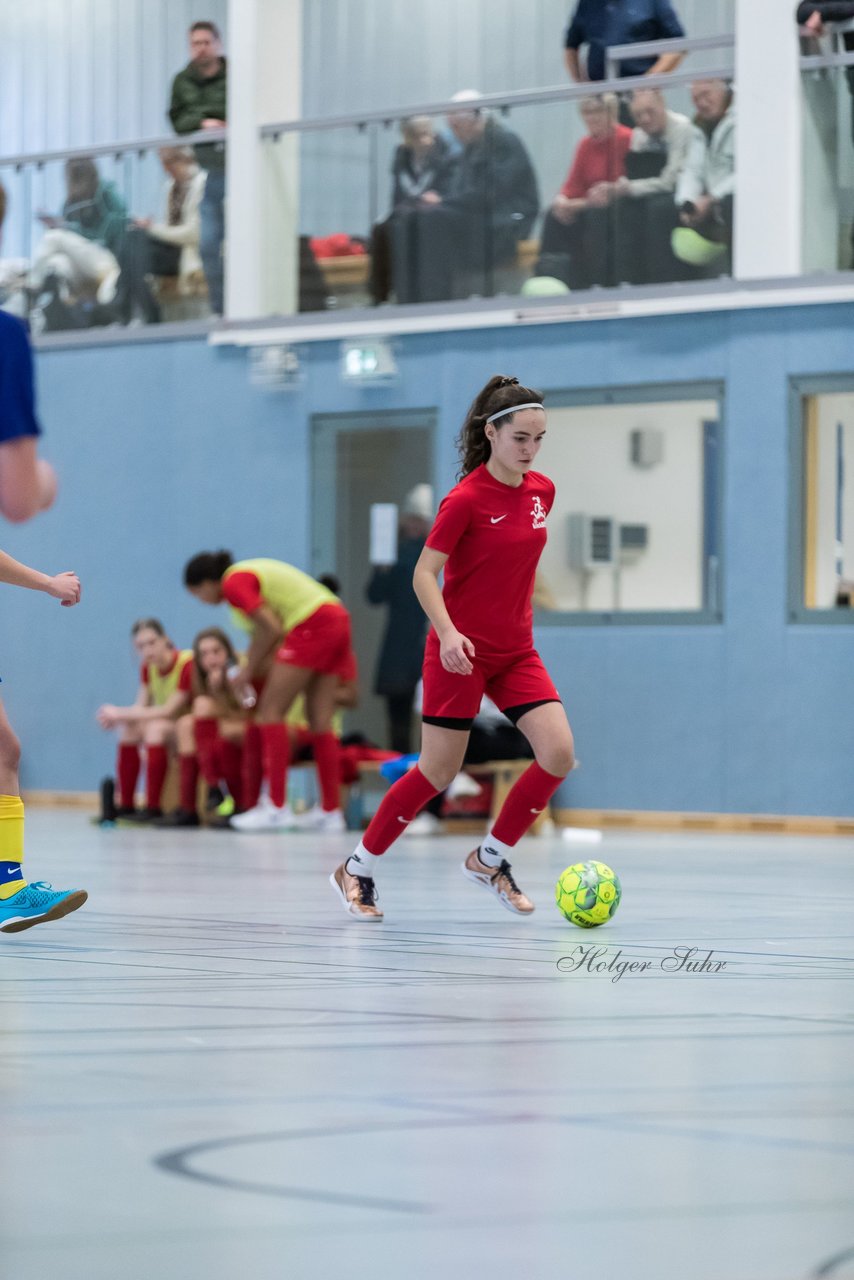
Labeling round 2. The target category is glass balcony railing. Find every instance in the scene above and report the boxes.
[0,127,224,334]
[260,67,735,319]
[801,43,854,273]
[0,58,742,334]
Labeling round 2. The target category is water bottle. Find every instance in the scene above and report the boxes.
[227,664,257,709]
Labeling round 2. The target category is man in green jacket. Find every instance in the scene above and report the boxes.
[169,21,227,313]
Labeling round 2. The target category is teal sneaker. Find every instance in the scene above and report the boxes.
[0,882,88,934]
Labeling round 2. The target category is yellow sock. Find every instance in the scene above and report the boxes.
[0,794,26,899]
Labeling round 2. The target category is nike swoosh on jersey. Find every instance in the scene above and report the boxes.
[490,515,507,524]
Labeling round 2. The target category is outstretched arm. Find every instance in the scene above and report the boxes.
[0,548,80,605]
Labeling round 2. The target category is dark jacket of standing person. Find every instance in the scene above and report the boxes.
[169,58,228,171]
[564,0,685,81]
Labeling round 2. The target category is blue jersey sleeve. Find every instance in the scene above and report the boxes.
[0,312,41,444]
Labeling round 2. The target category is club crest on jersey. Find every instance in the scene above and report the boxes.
[531,496,547,529]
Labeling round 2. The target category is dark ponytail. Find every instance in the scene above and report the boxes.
[183,549,233,588]
[456,375,544,476]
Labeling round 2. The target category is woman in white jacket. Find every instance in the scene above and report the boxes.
[114,147,206,324]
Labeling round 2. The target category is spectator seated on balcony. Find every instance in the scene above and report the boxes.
[583,88,693,284]
[669,79,735,274]
[29,157,128,327]
[113,147,207,325]
[536,95,631,290]
[369,116,455,305]
[391,90,539,304]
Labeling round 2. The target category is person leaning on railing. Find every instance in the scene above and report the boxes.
[564,0,685,126]
[169,20,227,315]
[563,0,686,83]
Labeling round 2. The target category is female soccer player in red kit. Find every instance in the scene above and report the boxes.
[331,375,575,921]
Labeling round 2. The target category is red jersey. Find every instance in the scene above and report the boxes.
[425,465,554,658]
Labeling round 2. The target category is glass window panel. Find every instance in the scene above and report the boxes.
[537,395,720,615]
[800,392,854,610]
[801,62,853,272]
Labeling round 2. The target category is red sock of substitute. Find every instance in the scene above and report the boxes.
[194,718,220,787]
[242,724,263,810]
[488,761,564,849]
[361,766,439,855]
[260,722,290,808]
[146,745,169,811]
[216,739,244,811]
[117,743,141,809]
[179,754,199,813]
[312,732,340,812]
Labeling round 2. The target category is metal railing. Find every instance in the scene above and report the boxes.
[258,61,735,142]
[0,126,227,171]
[606,33,735,80]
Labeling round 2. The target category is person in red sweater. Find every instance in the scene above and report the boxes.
[536,94,632,290]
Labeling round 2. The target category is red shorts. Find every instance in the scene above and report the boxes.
[421,632,560,726]
[275,603,353,677]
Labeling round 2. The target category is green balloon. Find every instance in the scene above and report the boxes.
[520,275,571,297]
[671,227,727,267]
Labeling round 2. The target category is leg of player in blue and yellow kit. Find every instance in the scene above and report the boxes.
[0,697,87,934]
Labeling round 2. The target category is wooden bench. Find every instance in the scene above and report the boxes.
[324,756,550,834]
[317,238,540,302]
[151,271,210,321]
[464,759,550,835]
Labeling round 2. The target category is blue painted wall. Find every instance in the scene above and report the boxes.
[2,303,853,816]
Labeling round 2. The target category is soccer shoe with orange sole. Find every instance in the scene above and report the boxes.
[461,848,535,915]
[329,862,383,921]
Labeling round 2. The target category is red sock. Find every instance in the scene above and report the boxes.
[490,761,564,847]
[312,732,340,811]
[362,766,439,855]
[179,754,199,813]
[117,743,140,809]
[260,722,290,808]
[146,745,169,811]
[216,739,244,811]
[194,717,220,787]
[242,723,263,810]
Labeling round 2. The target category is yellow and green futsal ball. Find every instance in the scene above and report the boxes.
[555,860,622,928]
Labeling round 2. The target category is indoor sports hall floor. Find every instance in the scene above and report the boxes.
[2,812,853,1280]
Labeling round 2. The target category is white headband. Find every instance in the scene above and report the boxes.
[486,402,545,424]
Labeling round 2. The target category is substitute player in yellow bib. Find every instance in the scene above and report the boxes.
[96,619,194,821]
[184,552,354,831]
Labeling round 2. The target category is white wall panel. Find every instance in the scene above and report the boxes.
[0,0,228,155]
